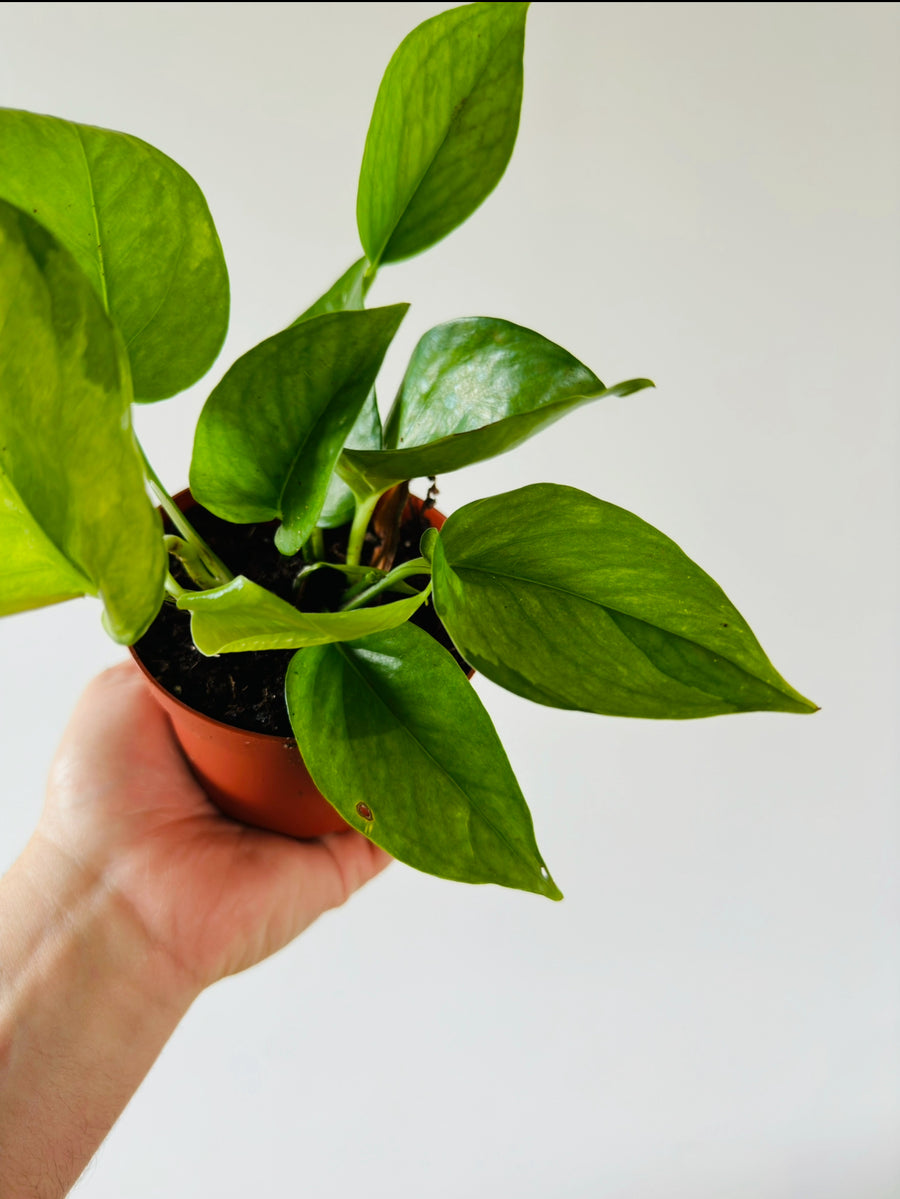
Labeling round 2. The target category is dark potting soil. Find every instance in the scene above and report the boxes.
[134,496,469,738]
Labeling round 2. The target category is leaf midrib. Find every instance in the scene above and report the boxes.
[192,588,426,653]
[73,124,109,312]
[275,372,362,520]
[448,559,779,699]
[383,385,607,454]
[0,461,94,597]
[371,12,517,265]
[337,641,541,878]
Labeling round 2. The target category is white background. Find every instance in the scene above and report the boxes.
[1,3,898,1196]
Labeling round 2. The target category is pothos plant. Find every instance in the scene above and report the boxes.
[0,2,815,901]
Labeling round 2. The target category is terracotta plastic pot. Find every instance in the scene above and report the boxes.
[130,491,446,840]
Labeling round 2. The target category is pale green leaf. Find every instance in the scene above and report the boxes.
[0,108,229,401]
[177,574,428,655]
[0,199,165,641]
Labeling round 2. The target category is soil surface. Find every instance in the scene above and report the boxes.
[134,494,468,737]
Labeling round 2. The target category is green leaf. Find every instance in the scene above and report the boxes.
[317,388,383,528]
[177,575,428,655]
[339,317,652,494]
[285,621,561,898]
[290,259,385,529]
[0,466,90,615]
[291,257,370,324]
[190,305,407,554]
[357,2,528,265]
[432,484,817,719]
[0,108,229,402]
[0,199,165,641]
[293,261,382,527]
[419,525,440,564]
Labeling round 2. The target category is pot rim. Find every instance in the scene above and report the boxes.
[128,642,296,745]
[131,487,445,745]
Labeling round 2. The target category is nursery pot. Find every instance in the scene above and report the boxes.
[130,490,447,840]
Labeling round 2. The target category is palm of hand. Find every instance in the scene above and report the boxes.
[38,663,390,992]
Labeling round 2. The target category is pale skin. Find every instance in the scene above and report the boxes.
[0,661,391,1199]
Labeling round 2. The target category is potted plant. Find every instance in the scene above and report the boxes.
[0,1,815,902]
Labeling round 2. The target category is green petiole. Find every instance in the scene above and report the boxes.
[138,442,233,588]
[340,556,431,611]
[164,570,187,600]
[345,491,384,568]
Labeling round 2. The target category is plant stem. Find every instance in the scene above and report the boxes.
[345,491,383,568]
[136,442,233,586]
[292,561,381,599]
[340,557,431,611]
[164,571,187,600]
[311,526,325,560]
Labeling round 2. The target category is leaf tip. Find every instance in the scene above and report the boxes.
[274,522,303,557]
[538,864,563,902]
[419,525,439,563]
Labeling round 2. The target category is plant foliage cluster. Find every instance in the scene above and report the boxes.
[0,3,814,897]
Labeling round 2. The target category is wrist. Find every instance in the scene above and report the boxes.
[4,829,201,1017]
[0,833,197,1197]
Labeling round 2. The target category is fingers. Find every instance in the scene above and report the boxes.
[313,834,393,906]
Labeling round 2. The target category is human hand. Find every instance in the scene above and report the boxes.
[36,659,391,995]
[0,661,389,1197]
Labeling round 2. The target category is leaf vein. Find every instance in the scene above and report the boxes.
[336,642,537,872]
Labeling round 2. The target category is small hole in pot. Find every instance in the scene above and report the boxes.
[356,802,374,822]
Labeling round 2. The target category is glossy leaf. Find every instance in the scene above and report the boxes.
[190,305,407,554]
[285,621,561,898]
[357,2,528,265]
[432,484,817,719]
[177,575,428,655]
[0,200,165,641]
[0,108,229,401]
[291,259,384,528]
[318,389,383,528]
[339,317,652,494]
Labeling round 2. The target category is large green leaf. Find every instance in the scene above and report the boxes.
[338,317,652,495]
[291,258,384,528]
[0,109,229,402]
[190,305,407,555]
[357,2,528,266]
[285,621,561,898]
[432,484,817,719]
[0,199,165,641]
[177,575,428,655]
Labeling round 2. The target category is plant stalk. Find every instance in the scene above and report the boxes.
[340,557,431,611]
[345,491,383,568]
[137,442,233,587]
[164,570,187,600]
